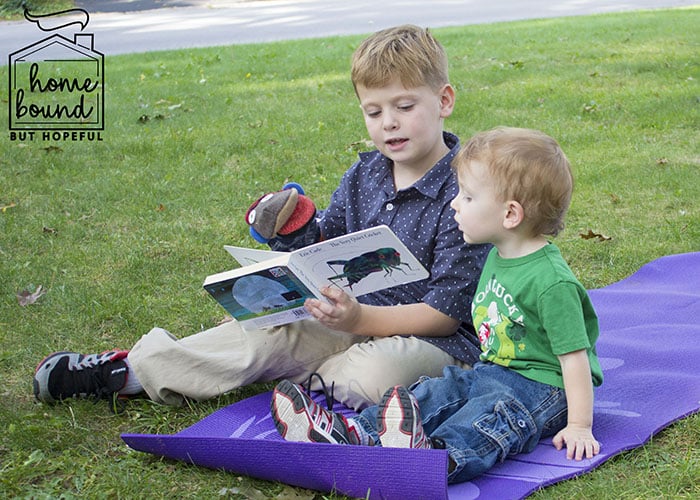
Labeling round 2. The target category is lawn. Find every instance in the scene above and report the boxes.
[1,6,699,499]
[0,0,75,19]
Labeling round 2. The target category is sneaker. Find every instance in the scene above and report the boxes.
[271,379,358,445]
[377,385,432,449]
[33,351,129,403]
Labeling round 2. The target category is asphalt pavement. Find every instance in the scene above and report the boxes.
[2,0,696,61]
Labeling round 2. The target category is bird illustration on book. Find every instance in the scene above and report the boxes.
[326,248,414,290]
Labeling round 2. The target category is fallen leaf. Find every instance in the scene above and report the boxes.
[42,226,58,234]
[656,157,669,165]
[582,101,598,113]
[17,286,46,306]
[155,204,166,212]
[216,316,233,326]
[1,202,17,213]
[348,139,375,151]
[78,209,97,221]
[580,229,612,241]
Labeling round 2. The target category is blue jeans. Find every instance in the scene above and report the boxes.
[355,363,568,483]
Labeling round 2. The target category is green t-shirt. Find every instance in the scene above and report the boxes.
[472,244,603,389]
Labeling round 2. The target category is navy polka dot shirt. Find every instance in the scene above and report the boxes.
[318,132,490,362]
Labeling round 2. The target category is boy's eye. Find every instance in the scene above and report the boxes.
[398,104,414,111]
[365,109,381,118]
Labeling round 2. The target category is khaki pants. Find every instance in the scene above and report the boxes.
[128,319,462,410]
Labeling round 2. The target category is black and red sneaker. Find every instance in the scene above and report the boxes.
[33,351,129,403]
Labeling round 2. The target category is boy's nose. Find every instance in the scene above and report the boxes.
[382,112,399,130]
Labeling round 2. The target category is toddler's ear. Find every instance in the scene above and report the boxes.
[503,200,524,230]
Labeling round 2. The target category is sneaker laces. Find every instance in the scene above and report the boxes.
[304,371,335,411]
[66,353,127,400]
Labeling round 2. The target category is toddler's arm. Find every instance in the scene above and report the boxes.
[552,349,600,460]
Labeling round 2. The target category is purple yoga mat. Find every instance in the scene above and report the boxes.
[122,252,700,499]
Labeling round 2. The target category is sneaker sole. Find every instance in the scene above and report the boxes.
[271,380,332,444]
[377,386,416,448]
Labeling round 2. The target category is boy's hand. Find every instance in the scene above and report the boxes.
[552,424,600,460]
[304,286,362,333]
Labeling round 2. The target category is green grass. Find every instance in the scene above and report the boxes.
[0,0,75,20]
[1,7,699,499]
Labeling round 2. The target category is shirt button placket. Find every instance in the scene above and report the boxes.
[380,201,397,226]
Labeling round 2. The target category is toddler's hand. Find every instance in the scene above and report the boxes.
[552,424,600,460]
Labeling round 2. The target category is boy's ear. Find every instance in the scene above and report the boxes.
[438,84,456,117]
[503,200,524,230]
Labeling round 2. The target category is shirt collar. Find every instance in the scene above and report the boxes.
[357,131,460,200]
[414,131,460,199]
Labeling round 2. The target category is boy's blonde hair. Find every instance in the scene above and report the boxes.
[454,127,573,236]
[351,25,449,93]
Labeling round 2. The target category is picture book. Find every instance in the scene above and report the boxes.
[203,225,429,330]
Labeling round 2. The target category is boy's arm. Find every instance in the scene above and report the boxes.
[305,286,459,337]
[552,349,600,460]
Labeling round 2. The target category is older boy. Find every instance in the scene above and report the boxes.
[34,26,488,411]
[271,127,603,482]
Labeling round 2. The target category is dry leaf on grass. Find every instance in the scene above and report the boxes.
[580,229,613,241]
[17,286,46,306]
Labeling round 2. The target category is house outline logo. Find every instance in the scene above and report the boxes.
[8,9,104,141]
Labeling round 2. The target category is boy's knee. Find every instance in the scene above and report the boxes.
[315,337,454,410]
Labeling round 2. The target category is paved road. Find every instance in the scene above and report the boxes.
[2,0,696,61]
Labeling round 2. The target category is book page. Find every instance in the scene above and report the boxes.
[203,264,315,329]
[224,245,287,267]
[288,225,428,297]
